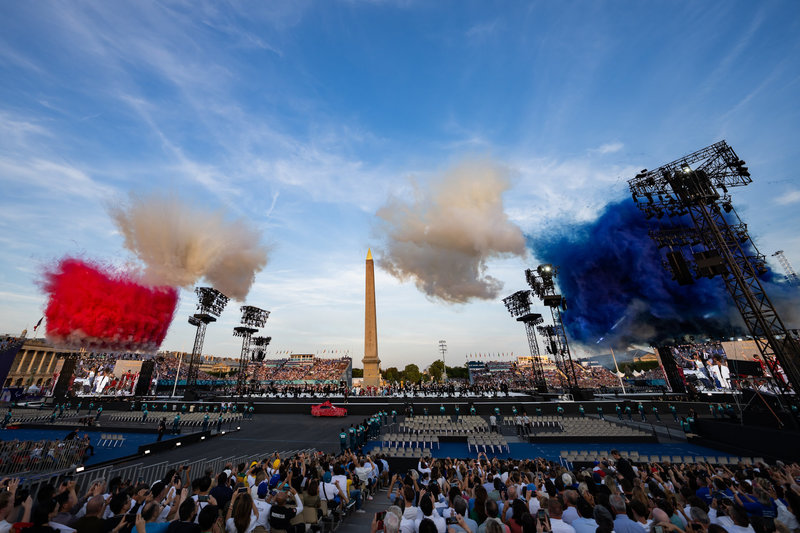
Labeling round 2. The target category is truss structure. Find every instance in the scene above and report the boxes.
[526,265,578,389]
[629,141,800,404]
[186,287,229,392]
[502,290,547,391]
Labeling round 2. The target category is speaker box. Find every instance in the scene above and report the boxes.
[666,251,694,285]
[694,250,728,278]
[135,360,155,396]
[53,355,77,399]
[728,359,763,377]
[657,346,687,393]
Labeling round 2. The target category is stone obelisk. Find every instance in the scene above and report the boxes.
[362,248,381,388]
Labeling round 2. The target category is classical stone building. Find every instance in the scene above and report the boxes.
[4,338,71,389]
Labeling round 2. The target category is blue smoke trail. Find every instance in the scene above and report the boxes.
[527,200,737,348]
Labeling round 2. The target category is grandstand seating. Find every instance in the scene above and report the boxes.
[557,448,765,467]
[108,412,243,426]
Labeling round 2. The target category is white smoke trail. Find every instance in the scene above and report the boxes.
[376,159,526,303]
[109,193,268,300]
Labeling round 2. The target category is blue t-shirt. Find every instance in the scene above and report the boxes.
[146,522,170,533]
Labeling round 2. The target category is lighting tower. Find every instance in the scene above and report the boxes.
[234,306,270,396]
[628,140,800,406]
[502,290,548,392]
[438,340,447,382]
[773,251,800,287]
[526,265,578,389]
[186,287,229,398]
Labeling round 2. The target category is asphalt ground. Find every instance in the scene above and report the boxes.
[129,413,364,469]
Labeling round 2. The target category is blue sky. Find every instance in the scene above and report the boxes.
[1,1,799,368]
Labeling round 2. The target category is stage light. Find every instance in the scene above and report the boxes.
[221,431,226,435]
[76,466,85,473]
[236,426,241,430]
[682,165,692,174]
[144,450,150,454]
[176,442,181,447]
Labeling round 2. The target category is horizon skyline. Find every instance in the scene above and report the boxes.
[2,2,799,368]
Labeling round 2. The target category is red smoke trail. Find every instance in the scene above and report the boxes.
[41,258,178,352]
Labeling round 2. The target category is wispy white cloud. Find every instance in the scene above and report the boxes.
[466,18,501,40]
[591,142,624,155]
[505,154,636,230]
[775,190,800,206]
[0,157,117,201]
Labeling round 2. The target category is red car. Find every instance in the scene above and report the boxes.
[311,401,347,417]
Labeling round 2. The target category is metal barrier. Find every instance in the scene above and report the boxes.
[19,445,317,501]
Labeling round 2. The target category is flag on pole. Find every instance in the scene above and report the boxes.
[33,317,43,331]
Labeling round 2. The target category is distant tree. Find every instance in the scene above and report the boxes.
[445,365,469,380]
[429,360,445,382]
[352,368,364,378]
[383,367,400,383]
[618,360,659,373]
[402,363,421,383]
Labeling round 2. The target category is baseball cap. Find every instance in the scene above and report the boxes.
[257,481,269,498]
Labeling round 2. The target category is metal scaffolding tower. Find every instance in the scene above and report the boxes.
[773,251,800,287]
[629,141,800,406]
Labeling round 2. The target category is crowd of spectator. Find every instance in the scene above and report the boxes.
[466,360,647,393]
[373,451,800,533]
[0,444,396,533]
[4,441,795,533]
[670,344,732,392]
[0,435,90,475]
[152,356,349,387]
[153,357,215,384]
[672,344,727,370]
[569,364,621,390]
[0,336,23,353]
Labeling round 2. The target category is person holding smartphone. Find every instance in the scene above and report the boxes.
[267,484,303,533]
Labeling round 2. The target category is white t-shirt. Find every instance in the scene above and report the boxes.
[332,475,348,493]
[355,465,372,484]
[0,519,11,533]
[252,500,271,531]
[319,482,342,501]
[191,495,210,523]
[550,517,577,533]
[415,513,446,533]
[49,523,76,533]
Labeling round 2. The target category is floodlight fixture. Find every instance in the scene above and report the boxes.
[503,290,532,318]
[195,287,229,318]
[240,306,270,328]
